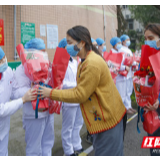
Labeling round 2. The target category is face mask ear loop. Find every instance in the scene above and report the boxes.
[156,39,160,48]
[78,41,84,51]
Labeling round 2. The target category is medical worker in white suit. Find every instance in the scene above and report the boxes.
[58,38,84,156]
[13,38,54,156]
[110,37,136,114]
[0,47,36,156]
[96,38,106,57]
[118,35,137,114]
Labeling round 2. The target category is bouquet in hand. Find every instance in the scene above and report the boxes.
[132,52,141,71]
[16,44,49,83]
[123,53,134,66]
[134,45,160,135]
[133,52,141,63]
[48,47,70,114]
[119,53,134,76]
[16,44,50,114]
[104,51,123,84]
[133,45,160,107]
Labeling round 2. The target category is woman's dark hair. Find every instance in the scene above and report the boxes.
[67,26,102,56]
[144,23,160,37]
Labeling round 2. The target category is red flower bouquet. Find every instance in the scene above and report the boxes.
[123,53,134,66]
[17,45,70,115]
[16,44,49,83]
[48,47,70,114]
[133,53,141,63]
[135,45,160,135]
[104,51,123,83]
[16,44,50,113]
[119,53,134,76]
[133,45,160,107]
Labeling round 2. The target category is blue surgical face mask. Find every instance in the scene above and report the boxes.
[126,41,131,47]
[145,40,160,50]
[116,44,122,50]
[0,58,8,73]
[103,45,106,52]
[66,43,82,57]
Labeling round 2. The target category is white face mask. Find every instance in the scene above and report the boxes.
[116,44,122,50]
[0,58,8,73]
[145,39,160,50]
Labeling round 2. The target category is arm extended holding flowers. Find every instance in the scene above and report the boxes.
[37,65,100,104]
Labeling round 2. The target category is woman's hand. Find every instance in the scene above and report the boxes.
[37,85,52,99]
[144,99,159,112]
[125,66,130,72]
[22,88,37,104]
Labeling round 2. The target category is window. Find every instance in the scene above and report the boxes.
[126,15,130,19]
[127,20,134,30]
[122,5,128,9]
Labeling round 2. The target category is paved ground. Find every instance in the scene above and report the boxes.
[8,109,87,156]
[8,102,151,156]
[53,112,150,156]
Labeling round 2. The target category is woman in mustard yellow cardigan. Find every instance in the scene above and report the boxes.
[37,26,126,156]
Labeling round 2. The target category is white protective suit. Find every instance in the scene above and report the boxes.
[111,48,127,108]
[0,67,23,156]
[13,64,54,156]
[118,46,136,110]
[61,58,83,156]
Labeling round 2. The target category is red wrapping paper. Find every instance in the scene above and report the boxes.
[16,44,50,112]
[143,110,160,135]
[16,44,26,65]
[48,47,70,114]
[133,45,160,107]
[16,44,49,83]
[119,53,134,77]
[103,51,109,60]
[135,46,160,134]
[123,53,134,66]
[149,51,160,81]
[119,70,128,77]
[31,85,49,111]
[104,51,123,83]
[133,53,141,63]
[133,80,159,107]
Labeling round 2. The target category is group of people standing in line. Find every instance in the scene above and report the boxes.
[0,23,160,156]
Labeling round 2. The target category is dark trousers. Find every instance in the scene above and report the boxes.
[92,119,124,156]
[123,113,127,140]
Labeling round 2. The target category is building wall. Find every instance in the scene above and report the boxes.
[121,6,143,32]
[0,5,117,61]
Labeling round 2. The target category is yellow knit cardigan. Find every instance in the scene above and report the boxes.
[50,51,126,134]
